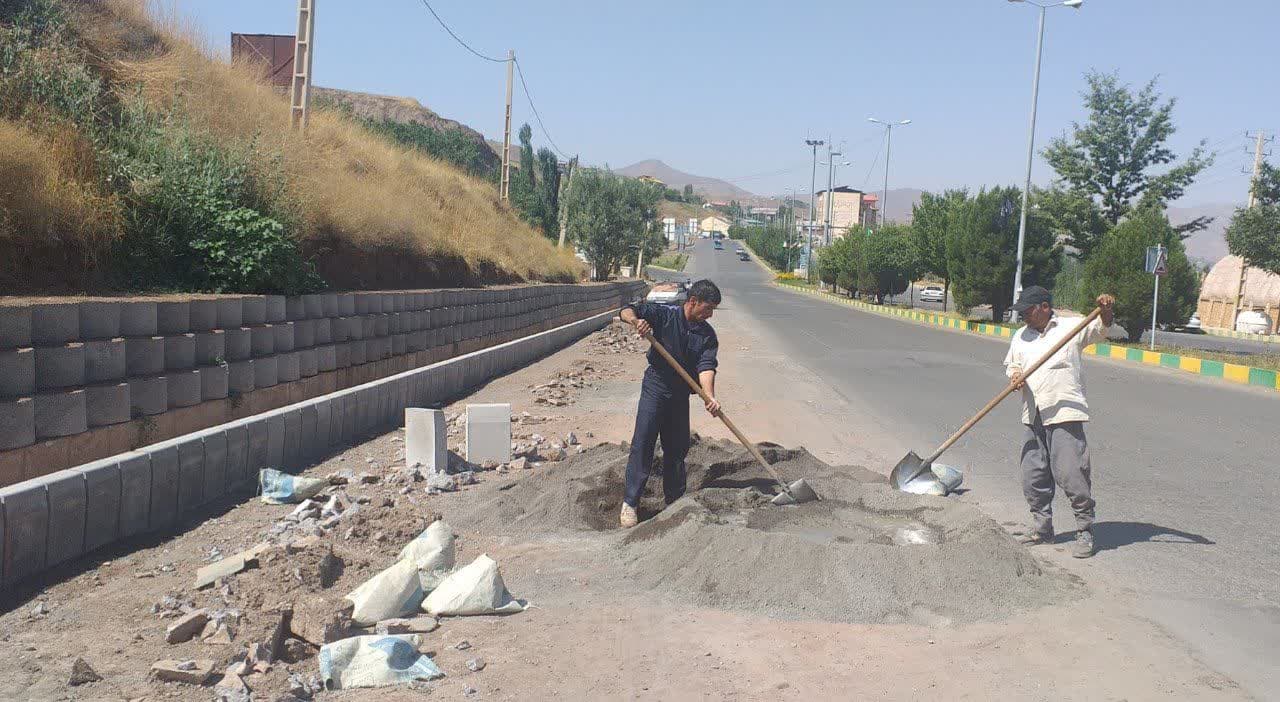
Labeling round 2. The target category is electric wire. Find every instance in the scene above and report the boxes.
[417,0,506,62]
[514,58,570,159]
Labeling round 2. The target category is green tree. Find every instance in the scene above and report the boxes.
[1225,162,1280,275]
[510,123,539,223]
[911,189,967,309]
[682,184,694,201]
[864,223,920,303]
[563,169,661,281]
[1033,186,1108,260]
[1042,72,1212,233]
[946,186,1061,322]
[534,147,560,238]
[1081,208,1199,340]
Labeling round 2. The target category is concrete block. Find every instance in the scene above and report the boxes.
[298,348,318,378]
[148,445,179,530]
[223,327,252,361]
[466,403,511,465]
[241,296,266,325]
[303,294,324,319]
[44,469,86,567]
[321,293,339,317]
[164,333,196,370]
[225,423,249,487]
[337,293,356,316]
[317,345,337,372]
[250,324,275,357]
[79,301,122,340]
[361,315,376,339]
[313,317,332,345]
[128,374,167,416]
[285,296,306,321]
[343,393,358,444]
[253,355,278,388]
[188,299,217,331]
[247,419,269,473]
[202,431,227,502]
[1,478,48,582]
[119,301,158,338]
[332,316,352,342]
[176,438,205,510]
[328,395,346,445]
[334,342,351,369]
[126,335,165,376]
[357,390,373,436]
[216,297,243,329]
[278,351,301,383]
[392,334,407,357]
[35,342,86,389]
[294,319,316,348]
[350,339,367,366]
[405,408,447,473]
[0,346,35,397]
[0,397,35,450]
[0,305,33,348]
[119,452,150,537]
[374,314,390,337]
[35,388,87,439]
[313,400,331,453]
[200,363,229,401]
[31,303,79,345]
[266,413,285,468]
[155,301,189,335]
[274,321,295,352]
[167,369,202,408]
[84,338,125,383]
[265,295,286,323]
[195,330,225,365]
[390,293,405,312]
[75,458,121,552]
[85,381,130,427]
[228,360,254,394]
[300,404,318,463]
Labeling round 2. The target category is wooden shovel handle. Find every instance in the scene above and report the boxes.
[641,331,791,492]
[923,307,1102,464]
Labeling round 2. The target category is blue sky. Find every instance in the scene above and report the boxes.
[174,1,1276,206]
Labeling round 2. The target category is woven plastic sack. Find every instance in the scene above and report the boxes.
[258,468,326,504]
[345,558,424,625]
[422,554,526,616]
[399,520,455,591]
[319,634,442,689]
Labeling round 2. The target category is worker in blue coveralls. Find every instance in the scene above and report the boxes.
[617,279,722,528]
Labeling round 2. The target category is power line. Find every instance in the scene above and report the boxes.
[417,0,505,62]
[861,131,887,190]
[513,58,569,159]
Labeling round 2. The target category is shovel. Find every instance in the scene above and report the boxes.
[891,307,1103,494]
[643,332,819,506]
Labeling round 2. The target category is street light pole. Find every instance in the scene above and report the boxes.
[868,117,911,227]
[805,138,824,282]
[1009,0,1083,321]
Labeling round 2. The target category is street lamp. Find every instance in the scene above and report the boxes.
[1008,0,1083,321]
[867,117,911,227]
[805,138,825,282]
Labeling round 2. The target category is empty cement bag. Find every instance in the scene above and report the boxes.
[318,634,442,689]
[346,558,425,625]
[398,520,456,591]
[422,554,526,616]
[259,468,327,505]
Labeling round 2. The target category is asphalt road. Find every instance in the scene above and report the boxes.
[684,238,1280,698]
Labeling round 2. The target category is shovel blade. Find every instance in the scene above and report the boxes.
[770,479,819,506]
[890,451,928,490]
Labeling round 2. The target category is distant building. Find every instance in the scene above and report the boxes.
[749,206,779,222]
[812,186,871,234]
[662,217,677,242]
[1197,255,1280,332]
[700,215,731,235]
[859,193,879,229]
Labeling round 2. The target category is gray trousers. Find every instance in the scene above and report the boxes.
[1021,415,1095,535]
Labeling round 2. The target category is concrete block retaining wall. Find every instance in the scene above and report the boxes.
[0,282,645,487]
[0,288,643,588]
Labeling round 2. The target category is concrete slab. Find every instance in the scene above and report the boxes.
[314,400,331,454]
[266,413,285,468]
[75,457,121,552]
[202,431,227,501]
[1,478,48,583]
[465,403,511,465]
[44,469,87,567]
[342,392,358,444]
[177,437,205,511]
[248,419,269,473]
[148,445,179,530]
[406,408,446,472]
[300,404,318,463]
[283,408,302,468]
[118,453,150,537]
[225,423,249,488]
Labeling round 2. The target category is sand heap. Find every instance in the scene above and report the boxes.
[457,439,1084,625]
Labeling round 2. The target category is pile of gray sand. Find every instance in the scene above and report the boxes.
[456,438,1085,624]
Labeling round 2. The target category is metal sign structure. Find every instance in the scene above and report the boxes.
[1145,244,1166,350]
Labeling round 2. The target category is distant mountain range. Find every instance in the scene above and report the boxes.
[616,160,755,201]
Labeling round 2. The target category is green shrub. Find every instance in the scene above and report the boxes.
[359,118,497,181]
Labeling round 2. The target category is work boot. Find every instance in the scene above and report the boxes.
[620,503,638,529]
[1072,529,1096,558]
[1014,527,1053,546]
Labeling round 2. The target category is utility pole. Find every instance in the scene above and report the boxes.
[556,155,577,248]
[805,138,824,282]
[499,49,514,201]
[824,141,837,247]
[288,0,316,131]
[1232,130,1273,325]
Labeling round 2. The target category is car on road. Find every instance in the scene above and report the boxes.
[737,251,750,261]
[1165,312,1203,333]
[919,285,945,303]
[713,240,723,250]
[645,281,688,305]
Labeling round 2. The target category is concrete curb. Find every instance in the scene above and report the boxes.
[774,279,1280,394]
[0,303,636,589]
[1200,326,1278,344]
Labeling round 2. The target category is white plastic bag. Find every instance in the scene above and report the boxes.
[259,468,327,504]
[318,634,442,689]
[345,558,424,625]
[422,554,526,616]
[399,521,455,591]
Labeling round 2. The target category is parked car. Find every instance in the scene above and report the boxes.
[646,281,688,305]
[737,251,750,261]
[714,240,723,250]
[1169,312,1203,333]
[919,285,945,303]
[1235,310,1274,335]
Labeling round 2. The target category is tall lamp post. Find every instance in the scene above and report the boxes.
[867,117,911,227]
[805,138,824,282]
[1008,0,1083,321]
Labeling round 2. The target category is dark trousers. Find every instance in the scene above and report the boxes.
[624,376,691,507]
[1021,413,1096,535]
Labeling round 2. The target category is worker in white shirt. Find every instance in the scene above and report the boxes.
[1004,286,1115,558]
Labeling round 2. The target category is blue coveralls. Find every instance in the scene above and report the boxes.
[622,301,719,508]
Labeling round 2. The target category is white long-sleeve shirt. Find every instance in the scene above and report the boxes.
[1003,313,1111,425]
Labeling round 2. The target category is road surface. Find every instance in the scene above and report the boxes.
[684,238,1280,699]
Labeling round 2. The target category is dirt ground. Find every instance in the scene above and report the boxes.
[0,316,1249,701]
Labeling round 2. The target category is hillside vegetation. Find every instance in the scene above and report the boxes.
[0,0,579,294]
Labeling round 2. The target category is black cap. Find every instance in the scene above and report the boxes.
[1011,285,1052,314]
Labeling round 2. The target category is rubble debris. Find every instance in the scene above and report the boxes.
[289,672,322,699]
[194,543,269,589]
[214,671,251,701]
[454,641,471,651]
[375,616,439,635]
[566,432,580,446]
[201,622,234,645]
[508,457,529,471]
[165,608,209,644]
[68,657,101,686]
[541,447,567,462]
[269,605,294,661]
[30,601,49,616]
[150,659,216,685]
[466,658,486,673]
[292,597,353,646]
